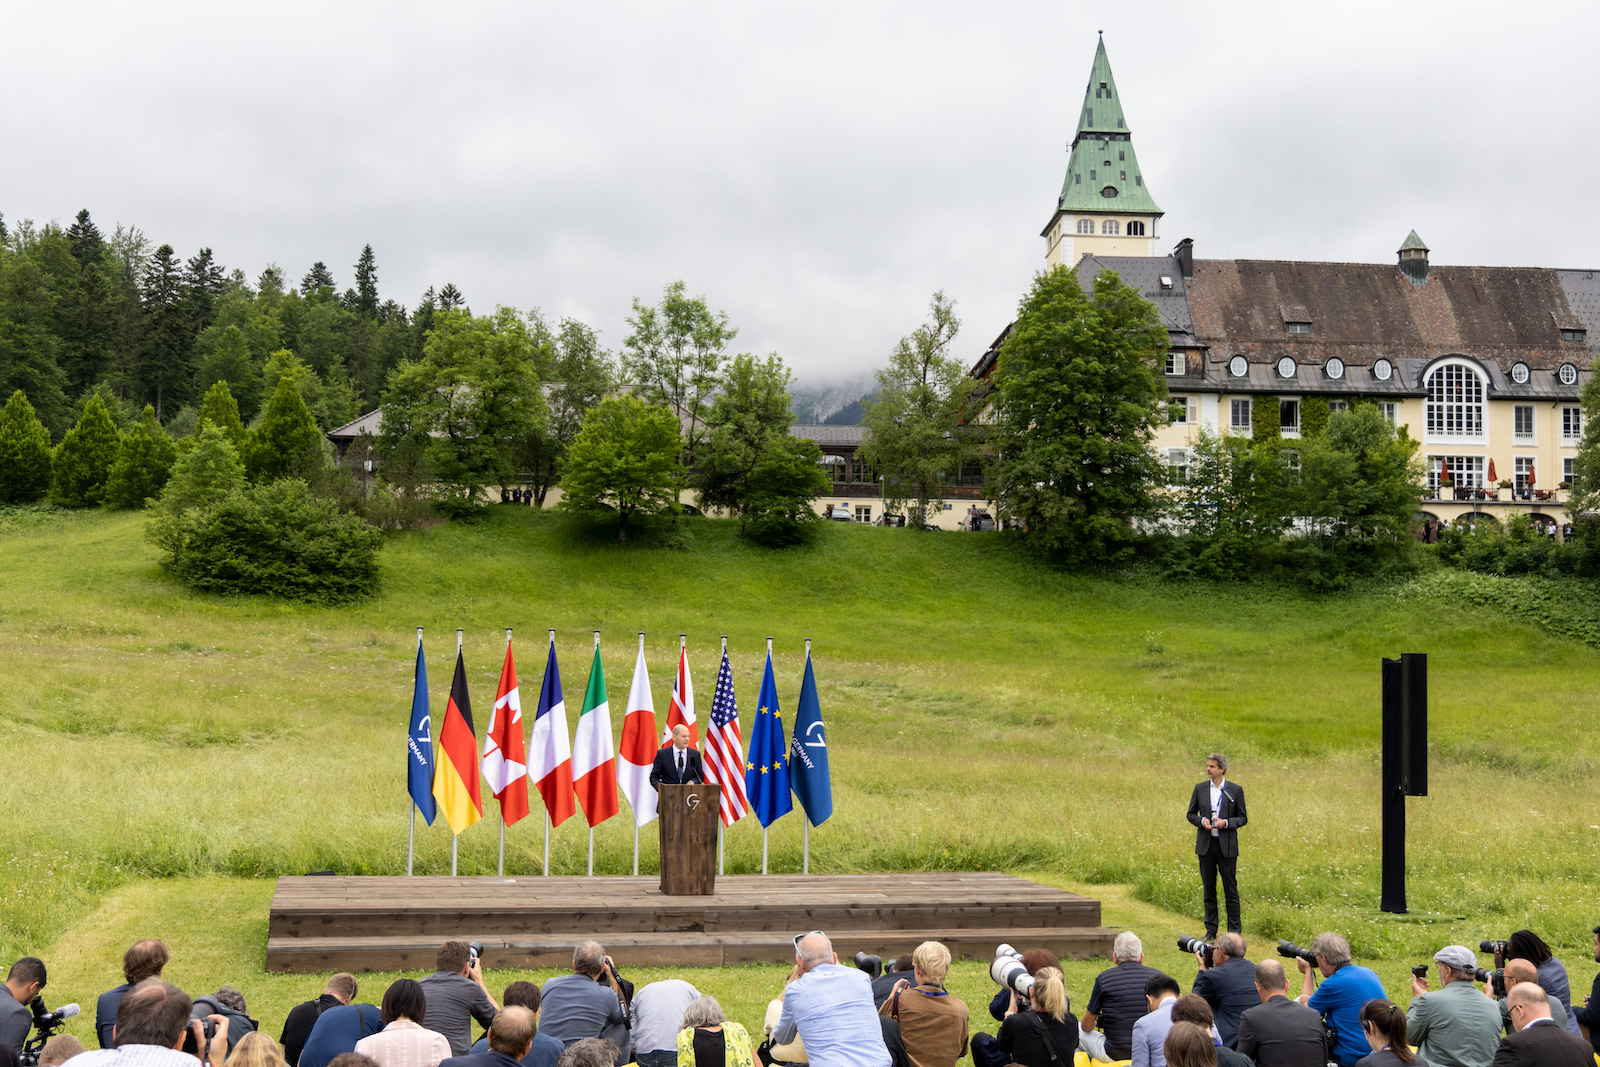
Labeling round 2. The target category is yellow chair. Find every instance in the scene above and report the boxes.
[1073,1054,1132,1067]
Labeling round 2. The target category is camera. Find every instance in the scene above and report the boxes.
[180,1017,218,1057]
[1277,941,1319,966]
[1178,936,1215,957]
[990,944,1035,1002]
[1480,939,1508,955]
[469,941,484,961]
[1411,965,1430,978]
[20,998,79,1067]
[1475,968,1507,998]
[852,952,883,979]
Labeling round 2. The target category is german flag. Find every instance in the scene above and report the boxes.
[432,648,483,835]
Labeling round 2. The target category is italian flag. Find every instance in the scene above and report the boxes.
[572,643,619,828]
[618,638,659,827]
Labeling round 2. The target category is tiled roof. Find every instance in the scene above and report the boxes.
[1075,254,1199,348]
[790,424,865,447]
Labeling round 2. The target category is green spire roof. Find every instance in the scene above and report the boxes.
[1398,230,1429,252]
[1056,36,1161,215]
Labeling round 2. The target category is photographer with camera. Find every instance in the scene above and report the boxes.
[1403,946,1498,1067]
[1290,934,1385,1067]
[879,941,968,1067]
[538,942,629,1064]
[71,978,228,1067]
[1480,959,1564,1035]
[1496,930,1579,1037]
[97,941,170,1049]
[990,967,1076,1067]
[1079,932,1171,1063]
[421,942,501,1058]
[0,959,47,1055]
[982,951,1058,1023]
[1189,934,1254,1050]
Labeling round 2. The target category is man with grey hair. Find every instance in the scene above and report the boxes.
[1080,932,1171,1062]
[1193,933,1257,1049]
[1186,754,1247,940]
[1294,933,1385,1067]
[1406,945,1500,1067]
[539,942,629,1064]
[772,931,890,1067]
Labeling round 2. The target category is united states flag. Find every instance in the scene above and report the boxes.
[701,645,750,827]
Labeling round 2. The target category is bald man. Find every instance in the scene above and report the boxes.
[1485,958,1567,1035]
[648,726,703,788]
[772,932,890,1067]
[1492,983,1593,1066]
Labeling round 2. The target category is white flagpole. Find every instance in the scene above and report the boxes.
[803,637,811,876]
[633,631,644,877]
[763,635,772,875]
[544,628,555,877]
[588,630,598,877]
[498,627,511,876]
[719,635,727,877]
[452,627,462,877]
[409,625,422,877]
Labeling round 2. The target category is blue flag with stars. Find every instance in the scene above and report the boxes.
[744,646,793,828]
[789,646,832,826]
[407,640,436,825]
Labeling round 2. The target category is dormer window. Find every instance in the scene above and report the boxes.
[1159,276,1173,289]
[1101,186,1118,198]
[1285,322,1312,335]
[1165,352,1184,375]
[1561,328,1587,342]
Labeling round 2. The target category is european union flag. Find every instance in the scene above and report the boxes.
[408,641,436,825]
[789,644,832,826]
[744,645,792,828]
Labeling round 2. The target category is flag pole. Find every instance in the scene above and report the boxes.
[409,625,422,877]
[718,634,727,877]
[452,627,463,877]
[633,631,644,877]
[763,635,772,876]
[545,628,555,877]
[803,637,811,876]
[498,627,511,876]
[588,630,599,877]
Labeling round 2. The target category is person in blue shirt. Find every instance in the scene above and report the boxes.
[1296,933,1386,1067]
[772,931,891,1067]
[299,1002,385,1067]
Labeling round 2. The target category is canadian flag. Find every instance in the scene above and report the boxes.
[482,638,529,826]
[660,640,699,748]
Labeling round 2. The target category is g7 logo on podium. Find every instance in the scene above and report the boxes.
[685,792,700,810]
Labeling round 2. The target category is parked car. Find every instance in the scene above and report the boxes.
[876,513,907,527]
[826,506,852,521]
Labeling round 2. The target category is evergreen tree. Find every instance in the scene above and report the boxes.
[300,262,336,298]
[0,230,73,433]
[157,424,246,515]
[246,373,321,481]
[51,391,122,506]
[0,389,53,503]
[66,210,105,269]
[438,283,465,310]
[139,245,187,419]
[353,245,379,320]
[196,379,248,454]
[105,405,177,508]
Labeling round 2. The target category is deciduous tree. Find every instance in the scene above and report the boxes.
[622,280,736,460]
[558,396,682,544]
[523,313,615,506]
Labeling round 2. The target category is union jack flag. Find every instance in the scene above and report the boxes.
[701,645,750,827]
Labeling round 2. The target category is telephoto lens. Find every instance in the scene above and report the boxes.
[1276,941,1319,965]
[1177,936,1214,955]
[1479,939,1508,954]
[853,952,883,979]
[989,945,1035,1000]
[469,940,485,960]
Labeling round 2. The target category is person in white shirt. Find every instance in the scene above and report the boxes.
[1185,754,1247,939]
[355,980,452,1067]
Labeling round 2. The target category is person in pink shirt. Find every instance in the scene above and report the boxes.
[355,981,452,1067]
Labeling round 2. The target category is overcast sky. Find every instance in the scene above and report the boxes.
[4,1,1595,384]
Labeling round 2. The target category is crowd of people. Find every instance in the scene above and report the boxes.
[4,924,1600,1067]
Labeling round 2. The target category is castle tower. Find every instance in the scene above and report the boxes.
[1042,35,1163,268]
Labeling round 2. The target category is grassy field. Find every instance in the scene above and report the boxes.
[2,505,1599,1045]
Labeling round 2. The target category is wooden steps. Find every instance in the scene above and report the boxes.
[265,873,1117,973]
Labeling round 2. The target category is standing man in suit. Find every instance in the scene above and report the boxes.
[1492,983,1594,1066]
[1186,753,1247,939]
[649,725,704,789]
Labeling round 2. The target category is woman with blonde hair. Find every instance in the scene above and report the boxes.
[1162,1022,1218,1067]
[227,1032,289,1067]
[676,996,753,1067]
[992,967,1077,1067]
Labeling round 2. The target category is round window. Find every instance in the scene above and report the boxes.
[1372,359,1394,382]
[1228,355,1249,378]
[1325,357,1345,380]
[1276,356,1297,379]
[1510,362,1530,384]
[1559,363,1578,385]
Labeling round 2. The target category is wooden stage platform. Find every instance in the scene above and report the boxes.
[266,872,1117,972]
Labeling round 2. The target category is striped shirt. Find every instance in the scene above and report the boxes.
[355,1019,453,1067]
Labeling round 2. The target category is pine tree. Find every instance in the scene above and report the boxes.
[51,392,122,506]
[300,262,336,298]
[66,210,105,269]
[139,245,186,419]
[246,374,321,481]
[196,379,248,454]
[105,405,177,508]
[438,283,464,310]
[353,245,379,320]
[0,390,53,503]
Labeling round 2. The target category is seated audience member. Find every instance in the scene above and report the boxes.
[1575,924,1600,1053]
[354,979,451,1067]
[1080,932,1170,1063]
[420,943,500,1058]
[1356,1000,1423,1067]
[876,957,915,1011]
[880,1016,911,1067]
[760,966,807,1065]
[0,958,47,1055]
[471,983,563,1067]
[1404,945,1499,1067]
[1192,934,1255,1050]
[228,1031,291,1067]
[1483,959,1565,1034]
[1236,960,1328,1067]
[1169,995,1249,1067]
[71,978,228,1067]
[38,1035,86,1066]
[771,931,891,1067]
[879,941,968,1067]
[193,986,259,1054]
[629,979,701,1067]
[1161,1022,1217,1067]
[985,952,1061,1023]
[327,1055,380,1067]
[539,943,629,1063]
[552,1039,618,1067]
[989,966,1077,1067]
[674,995,753,1067]
[441,1007,543,1067]
[97,941,170,1049]
[300,999,386,1067]
[283,975,359,1067]
[1132,975,1182,1067]
[1503,930,1579,1037]
[1296,933,1386,1067]
[1493,983,1593,1066]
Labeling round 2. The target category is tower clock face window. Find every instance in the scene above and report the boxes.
[1229,355,1249,378]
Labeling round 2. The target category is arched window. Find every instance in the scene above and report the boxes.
[1127,220,1146,236]
[1101,219,1120,235]
[1425,362,1484,437]
[1077,218,1094,234]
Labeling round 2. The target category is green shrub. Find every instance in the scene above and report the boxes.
[246,375,321,481]
[0,390,53,504]
[51,393,122,506]
[105,406,177,508]
[196,380,248,455]
[154,479,383,603]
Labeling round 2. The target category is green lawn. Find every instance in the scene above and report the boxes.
[2,505,1598,1045]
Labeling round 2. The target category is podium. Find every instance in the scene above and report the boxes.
[657,783,720,895]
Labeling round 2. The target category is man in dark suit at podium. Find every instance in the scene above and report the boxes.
[649,725,704,788]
